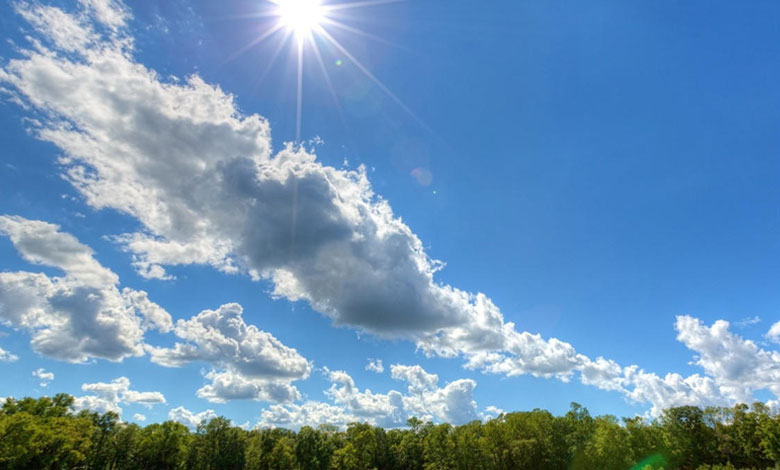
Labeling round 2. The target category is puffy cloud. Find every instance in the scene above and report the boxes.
[390,364,438,393]
[365,358,384,373]
[0,216,172,362]
[674,315,780,403]
[580,316,780,417]
[0,346,18,363]
[74,376,166,416]
[133,413,146,422]
[624,368,728,418]
[259,365,484,429]
[147,303,310,403]
[259,401,359,430]
[32,368,54,387]
[168,406,217,429]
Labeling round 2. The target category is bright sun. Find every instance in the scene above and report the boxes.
[276,0,324,37]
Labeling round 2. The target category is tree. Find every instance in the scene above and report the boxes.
[661,406,716,470]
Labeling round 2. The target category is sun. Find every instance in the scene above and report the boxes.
[275,0,324,37]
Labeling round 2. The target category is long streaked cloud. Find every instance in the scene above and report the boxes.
[2,0,780,418]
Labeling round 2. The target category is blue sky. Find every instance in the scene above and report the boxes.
[1,0,780,428]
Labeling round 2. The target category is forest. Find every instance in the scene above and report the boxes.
[1,394,780,470]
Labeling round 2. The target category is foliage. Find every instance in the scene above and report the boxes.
[2,395,780,470]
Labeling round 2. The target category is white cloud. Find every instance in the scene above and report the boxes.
[168,406,217,429]
[73,376,166,416]
[259,365,484,429]
[674,315,780,404]
[390,364,438,393]
[32,367,54,387]
[258,401,359,430]
[146,303,310,403]
[78,0,130,31]
[365,358,384,373]
[768,321,780,343]
[0,215,172,362]
[0,346,18,363]
[132,413,146,422]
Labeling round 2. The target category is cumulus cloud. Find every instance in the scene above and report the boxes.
[259,364,483,429]
[32,368,54,387]
[147,303,309,403]
[73,376,166,416]
[168,406,217,429]
[674,315,780,404]
[4,0,780,418]
[0,346,18,363]
[365,358,384,373]
[133,413,146,422]
[0,215,172,362]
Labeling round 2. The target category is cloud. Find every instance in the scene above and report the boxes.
[673,315,780,404]
[133,413,146,422]
[0,215,172,362]
[168,406,217,429]
[735,315,760,328]
[768,321,780,343]
[0,346,18,363]
[32,368,54,387]
[365,358,384,373]
[73,376,166,416]
[4,0,780,418]
[390,364,438,393]
[259,364,484,429]
[146,303,310,403]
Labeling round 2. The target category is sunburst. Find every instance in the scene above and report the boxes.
[226,0,420,142]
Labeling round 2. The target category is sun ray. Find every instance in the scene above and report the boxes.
[296,37,304,141]
[308,34,347,125]
[231,0,424,142]
[222,22,286,66]
[250,30,294,93]
[324,0,406,12]
[320,17,405,50]
[315,25,430,132]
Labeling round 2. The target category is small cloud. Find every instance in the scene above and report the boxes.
[735,316,760,328]
[768,321,780,343]
[32,368,54,387]
[0,346,18,363]
[133,413,147,422]
[365,358,384,373]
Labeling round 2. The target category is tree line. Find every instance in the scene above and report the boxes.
[2,394,780,470]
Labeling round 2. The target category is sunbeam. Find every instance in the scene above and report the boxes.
[232,0,421,142]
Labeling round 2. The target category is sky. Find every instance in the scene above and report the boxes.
[1,0,780,429]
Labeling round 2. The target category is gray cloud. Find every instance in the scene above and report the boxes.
[147,302,310,403]
[0,216,173,362]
